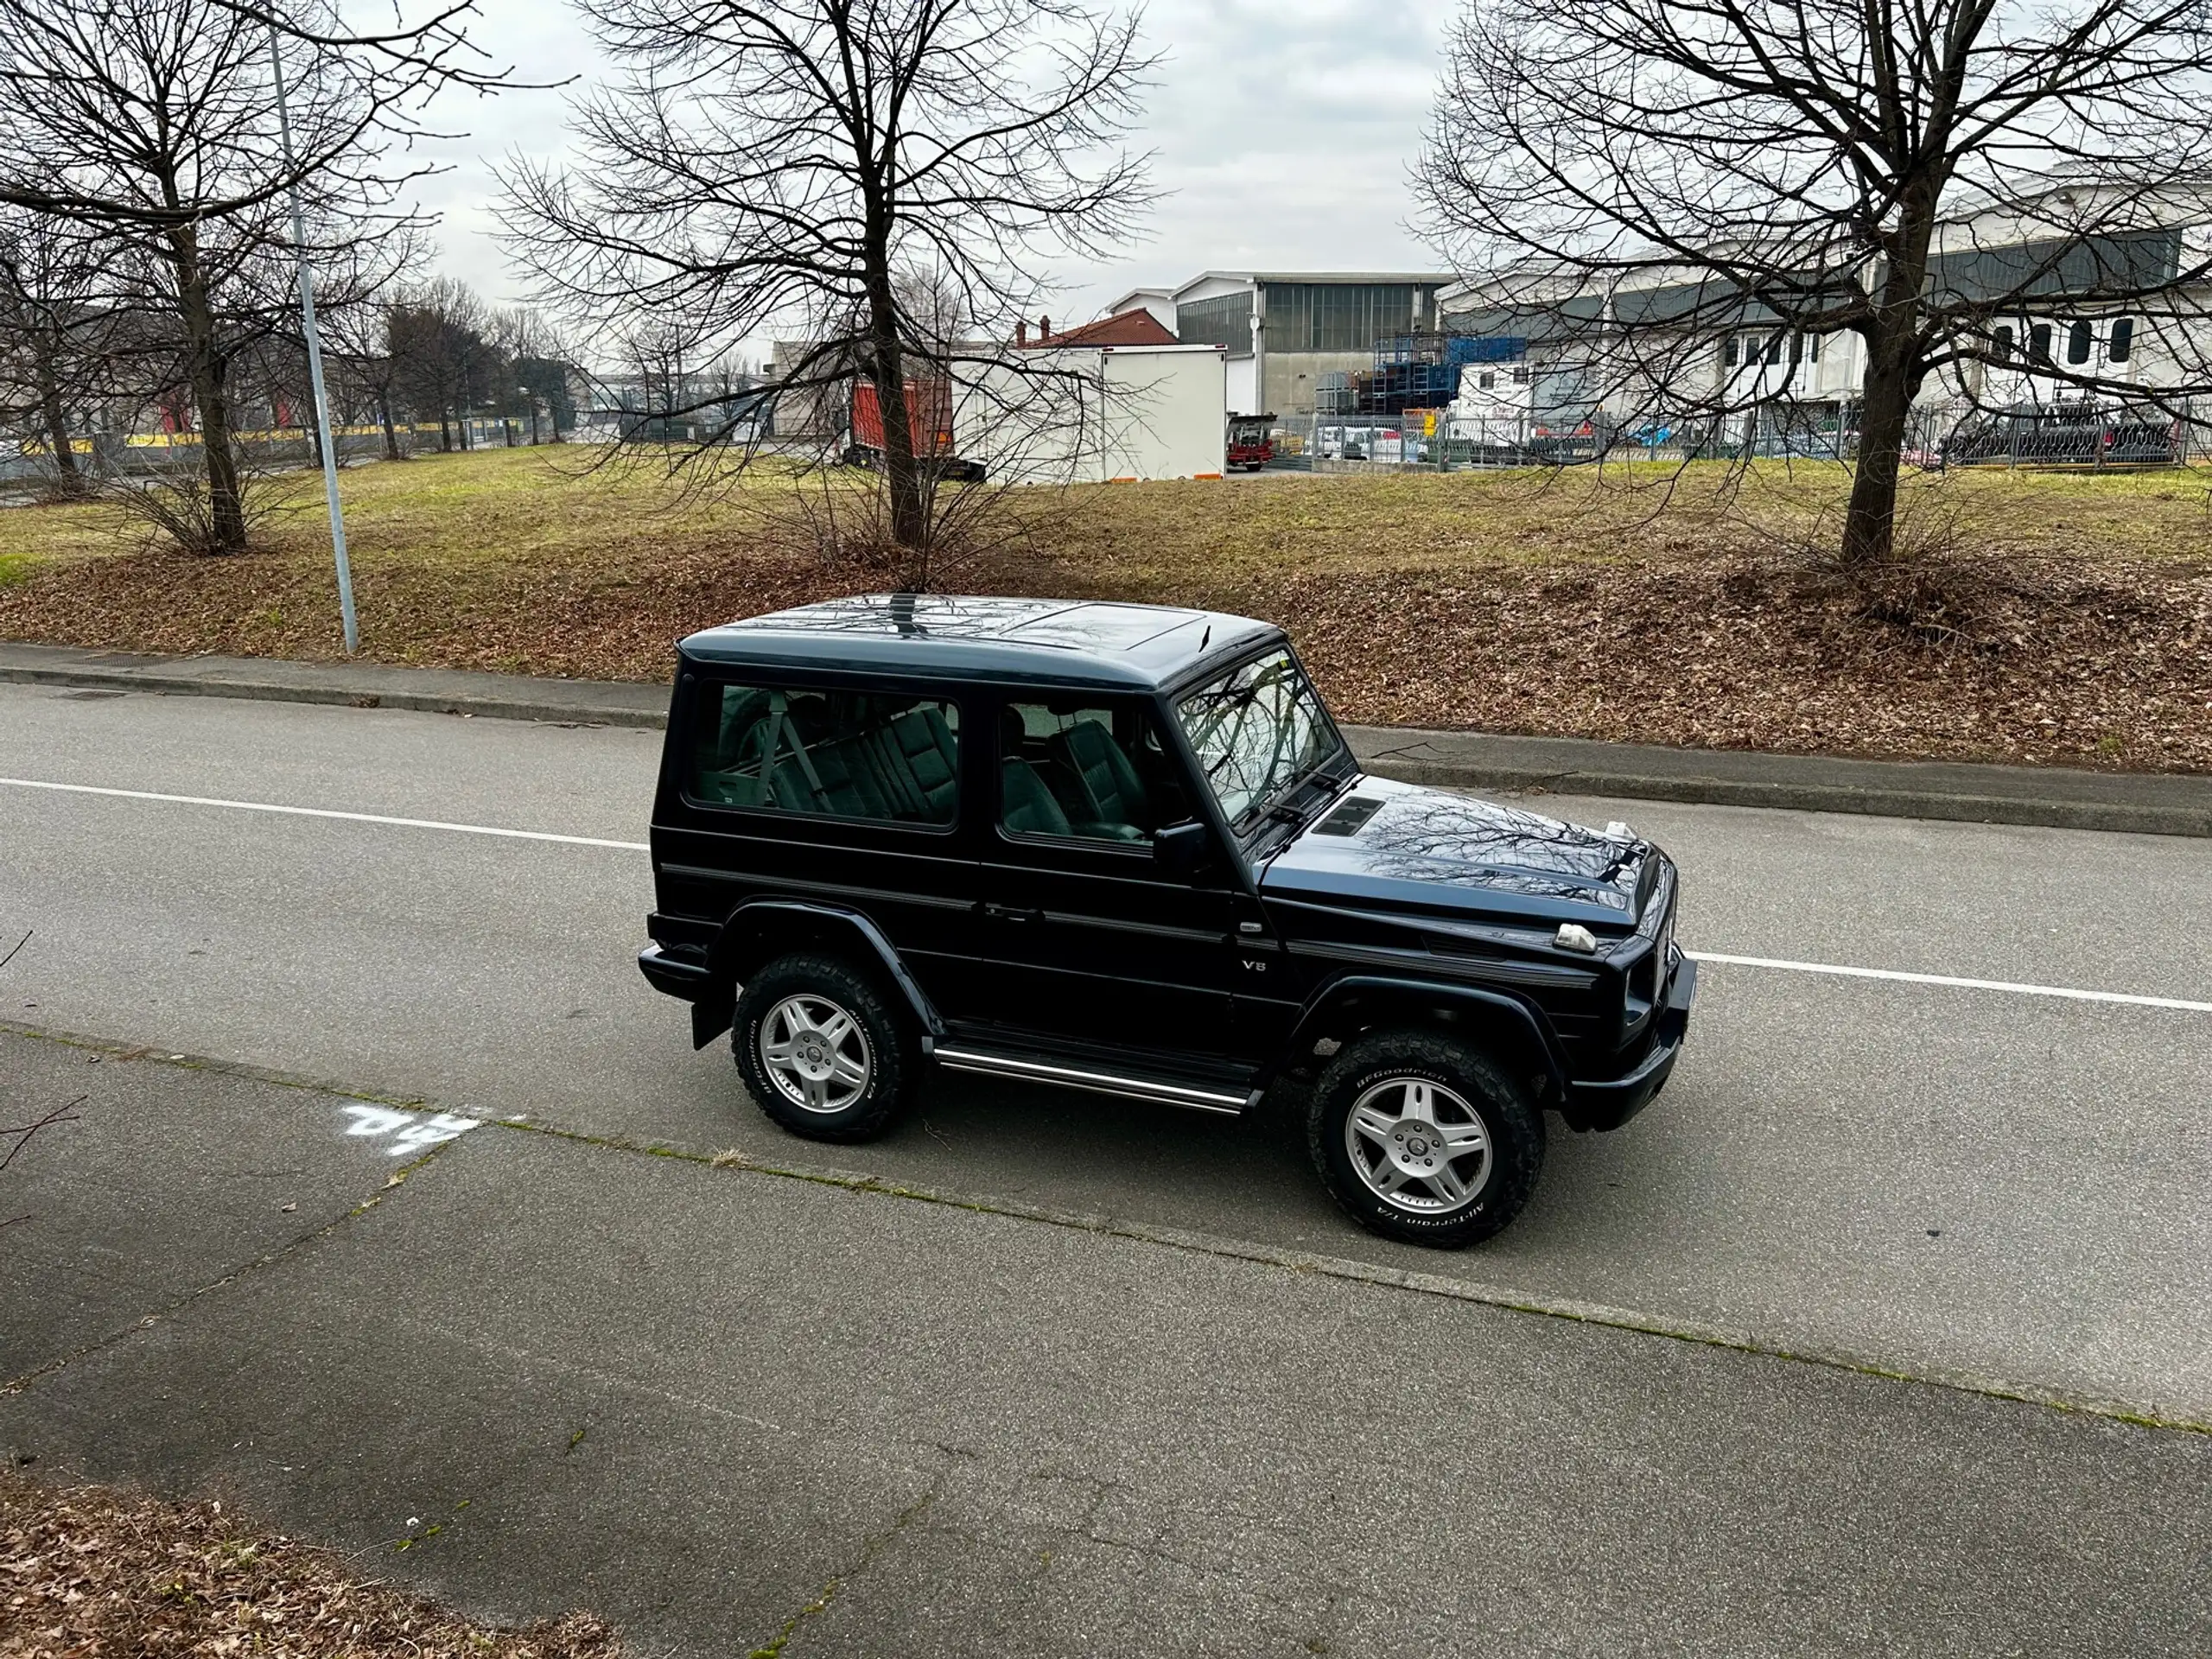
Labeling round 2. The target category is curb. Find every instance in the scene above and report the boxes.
[4,643,2207,838]
[1354,753,2212,839]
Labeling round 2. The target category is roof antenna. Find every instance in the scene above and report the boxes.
[1199,624,1211,651]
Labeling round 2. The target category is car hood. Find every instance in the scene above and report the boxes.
[1258,775,1654,930]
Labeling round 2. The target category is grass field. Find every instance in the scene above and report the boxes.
[2,445,2208,770]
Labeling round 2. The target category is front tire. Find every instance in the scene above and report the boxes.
[733,953,913,1142]
[1306,1032,1545,1247]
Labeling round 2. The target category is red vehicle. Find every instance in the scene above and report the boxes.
[847,380,985,481]
[1227,411,1276,472]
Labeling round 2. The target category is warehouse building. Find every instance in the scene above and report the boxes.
[1106,271,1452,416]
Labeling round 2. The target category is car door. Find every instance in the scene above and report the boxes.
[975,693,1242,1059]
[660,672,988,1020]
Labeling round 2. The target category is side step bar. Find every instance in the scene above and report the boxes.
[933,1046,1255,1116]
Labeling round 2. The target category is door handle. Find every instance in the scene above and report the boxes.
[984,903,1043,923]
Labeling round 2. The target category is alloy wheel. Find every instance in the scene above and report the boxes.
[1344,1077,1493,1214]
[759,993,874,1115]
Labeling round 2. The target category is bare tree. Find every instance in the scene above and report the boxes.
[1420,0,2212,567]
[0,208,118,494]
[387,276,503,453]
[0,1,477,550]
[499,0,1154,562]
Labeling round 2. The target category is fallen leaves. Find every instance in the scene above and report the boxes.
[0,1472,620,1659]
[1,455,2207,773]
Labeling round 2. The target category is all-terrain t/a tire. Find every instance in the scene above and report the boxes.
[1306,1031,1546,1248]
[733,953,914,1143]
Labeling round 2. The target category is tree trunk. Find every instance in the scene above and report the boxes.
[35,349,80,492]
[439,410,451,452]
[378,391,399,461]
[1840,197,1937,570]
[864,277,930,563]
[167,225,246,554]
[1841,337,1912,566]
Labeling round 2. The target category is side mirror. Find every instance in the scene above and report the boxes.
[1153,820,1212,876]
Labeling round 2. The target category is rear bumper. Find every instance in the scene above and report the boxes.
[1560,955,1697,1132]
[638,943,711,1001]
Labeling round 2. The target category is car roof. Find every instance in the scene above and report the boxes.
[678,594,1286,691]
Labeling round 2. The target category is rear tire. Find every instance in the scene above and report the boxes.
[734,953,913,1142]
[1306,1031,1545,1248]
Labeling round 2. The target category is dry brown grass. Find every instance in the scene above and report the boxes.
[0,1470,619,1659]
[1,446,2208,771]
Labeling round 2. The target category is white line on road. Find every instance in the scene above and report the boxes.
[0,776,651,853]
[7,773,2209,1014]
[1687,951,2212,1014]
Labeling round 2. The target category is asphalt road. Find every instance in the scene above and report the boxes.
[6,681,2210,1422]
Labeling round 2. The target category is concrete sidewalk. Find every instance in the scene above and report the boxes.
[4,639,2209,836]
[4,1027,2210,1656]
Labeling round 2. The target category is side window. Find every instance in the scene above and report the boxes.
[690,682,960,826]
[999,700,1190,844]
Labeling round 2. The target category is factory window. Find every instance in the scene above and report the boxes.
[1763,334,1783,365]
[1177,292,1254,352]
[1723,337,1739,368]
[2107,318,2134,363]
[2066,321,2093,365]
[1478,372,1497,390]
[1511,366,1529,384]
[1992,324,2014,362]
[1262,283,1433,353]
[1807,333,1822,364]
[2029,322,2052,365]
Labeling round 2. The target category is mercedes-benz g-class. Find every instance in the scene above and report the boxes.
[638,594,1695,1246]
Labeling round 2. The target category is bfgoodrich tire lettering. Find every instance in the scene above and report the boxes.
[733,953,913,1142]
[1306,1032,1546,1247]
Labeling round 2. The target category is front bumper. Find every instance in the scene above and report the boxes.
[1560,955,1697,1132]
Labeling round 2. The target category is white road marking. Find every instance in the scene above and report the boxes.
[7,773,2208,1015]
[0,775,650,852]
[342,1103,480,1154]
[1688,951,2212,1014]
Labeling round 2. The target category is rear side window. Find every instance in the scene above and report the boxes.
[690,683,960,826]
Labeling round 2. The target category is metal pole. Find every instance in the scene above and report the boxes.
[270,20,358,653]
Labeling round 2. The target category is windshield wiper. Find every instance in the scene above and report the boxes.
[1241,753,1346,836]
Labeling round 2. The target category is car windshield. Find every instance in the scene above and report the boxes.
[1176,649,1344,830]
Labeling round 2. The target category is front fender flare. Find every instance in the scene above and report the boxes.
[1281,974,1569,1101]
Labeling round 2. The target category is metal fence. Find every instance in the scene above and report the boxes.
[1259,396,2212,474]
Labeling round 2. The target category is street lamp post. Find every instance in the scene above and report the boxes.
[266,18,358,654]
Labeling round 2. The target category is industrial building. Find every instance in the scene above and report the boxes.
[1105,272,1452,417]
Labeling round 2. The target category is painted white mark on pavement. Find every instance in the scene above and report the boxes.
[9,773,2208,1015]
[342,1104,481,1155]
[1687,951,2212,1014]
[0,776,648,852]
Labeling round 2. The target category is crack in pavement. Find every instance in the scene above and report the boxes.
[746,1472,946,1657]
[0,1135,461,1397]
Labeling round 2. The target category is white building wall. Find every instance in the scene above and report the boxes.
[1225,354,1259,417]
[957,345,1227,484]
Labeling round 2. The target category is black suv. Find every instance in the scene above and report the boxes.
[639,594,1695,1246]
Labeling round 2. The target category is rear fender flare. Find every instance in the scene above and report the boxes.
[695,898,944,1051]
[1282,975,1568,1105]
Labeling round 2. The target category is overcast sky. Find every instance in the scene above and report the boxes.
[410,0,1455,332]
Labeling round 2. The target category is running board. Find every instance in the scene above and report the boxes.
[932,1046,1254,1116]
